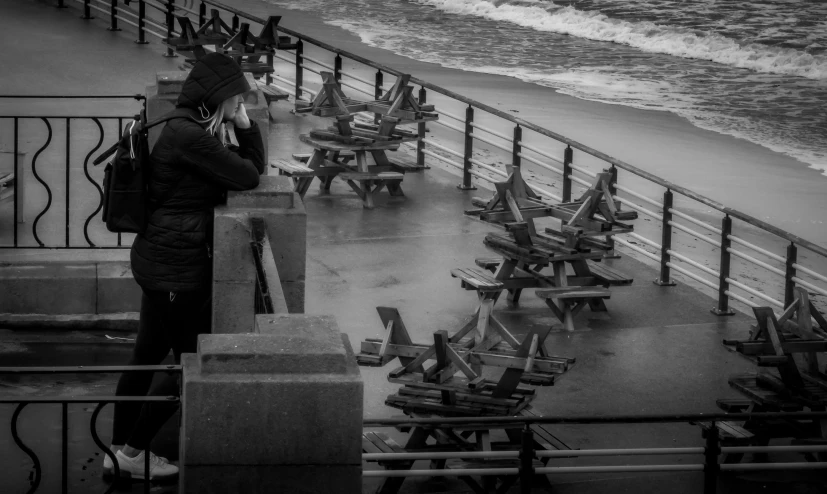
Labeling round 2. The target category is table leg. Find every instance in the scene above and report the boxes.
[552,261,575,332]
[571,259,608,312]
[375,426,431,494]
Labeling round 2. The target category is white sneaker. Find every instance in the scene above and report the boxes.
[110,449,178,480]
[102,448,170,476]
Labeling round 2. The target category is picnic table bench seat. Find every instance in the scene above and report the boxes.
[535,286,611,301]
[338,171,404,181]
[270,159,314,177]
[292,151,355,163]
[258,84,290,103]
[475,257,633,287]
[450,267,505,292]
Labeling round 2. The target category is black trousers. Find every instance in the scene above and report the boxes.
[111,288,211,449]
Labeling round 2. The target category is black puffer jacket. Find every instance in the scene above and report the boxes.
[131,54,265,292]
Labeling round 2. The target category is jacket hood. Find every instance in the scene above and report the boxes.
[177,53,251,114]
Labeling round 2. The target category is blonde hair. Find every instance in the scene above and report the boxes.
[198,101,228,146]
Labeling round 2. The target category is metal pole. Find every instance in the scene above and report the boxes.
[65,118,70,247]
[562,145,573,202]
[108,0,120,31]
[417,86,427,169]
[712,215,735,315]
[459,105,476,190]
[294,40,304,103]
[61,403,68,494]
[135,0,149,44]
[374,70,383,124]
[604,164,620,258]
[334,55,342,83]
[198,1,206,26]
[784,242,797,307]
[703,423,719,494]
[512,125,522,169]
[57,0,68,8]
[654,189,677,286]
[520,425,535,494]
[164,0,176,57]
[231,14,239,32]
[81,0,93,19]
[13,118,18,247]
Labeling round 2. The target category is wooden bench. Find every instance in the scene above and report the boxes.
[362,431,409,468]
[450,267,505,293]
[270,158,314,177]
[588,261,634,287]
[694,420,755,464]
[292,151,355,163]
[535,286,611,301]
[259,84,290,104]
[338,172,404,181]
[518,407,573,457]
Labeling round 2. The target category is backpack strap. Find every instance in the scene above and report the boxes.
[142,107,199,130]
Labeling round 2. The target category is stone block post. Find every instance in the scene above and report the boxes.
[180,314,364,493]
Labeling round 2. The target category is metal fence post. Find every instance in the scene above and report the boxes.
[520,425,535,494]
[294,40,304,103]
[198,1,206,27]
[81,0,93,19]
[703,423,719,494]
[108,0,120,31]
[604,164,620,258]
[712,215,736,315]
[374,70,383,124]
[458,105,476,190]
[512,125,522,169]
[654,189,676,286]
[164,0,176,57]
[417,86,427,169]
[56,0,68,8]
[562,145,573,202]
[333,55,342,83]
[135,0,149,44]
[784,242,797,307]
[231,14,239,32]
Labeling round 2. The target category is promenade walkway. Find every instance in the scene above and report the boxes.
[0,1,824,493]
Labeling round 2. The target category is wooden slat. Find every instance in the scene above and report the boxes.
[338,172,404,181]
[535,287,611,300]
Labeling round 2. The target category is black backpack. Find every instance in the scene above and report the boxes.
[93,109,195,233]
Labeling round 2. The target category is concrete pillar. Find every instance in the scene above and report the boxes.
[180,314,364,493]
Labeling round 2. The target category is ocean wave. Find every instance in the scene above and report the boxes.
[416,0,827,80]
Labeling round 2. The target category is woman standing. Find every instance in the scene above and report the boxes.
[104,52,265,480]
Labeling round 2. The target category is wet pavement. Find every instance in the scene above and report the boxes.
[1,1,826,493]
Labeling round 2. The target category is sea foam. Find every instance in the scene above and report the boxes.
[416,0,827,80]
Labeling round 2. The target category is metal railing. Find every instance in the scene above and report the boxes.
[0,95,145,249]
[44,0,827,320]
[0,365,182,494]
[363,412,827,493]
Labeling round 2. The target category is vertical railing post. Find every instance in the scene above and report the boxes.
[164,0,176,57]
[57,0,68,8]
[198,1,206,27]
[135,0,149,44]
[512,125,522,169]
[13,118,19,247]
[458,105,476,190]
[65,118,70,247]
[604,164,620,258]
[654,189,677,286]
[333,55,342,83]
[520,424,535,494]
[374,70,383,124]
[231,14,239,32]
[784,242,797,307]
[61,403,68,494]
[562,146,573,202]
[108,0,120,31]
[416,86,427,169]
[81,0,93,19]
[712,215,735,315]
[703,423,719,494]
[294,40,304,103]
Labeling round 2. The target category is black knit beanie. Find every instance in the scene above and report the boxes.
[177,53,251,113]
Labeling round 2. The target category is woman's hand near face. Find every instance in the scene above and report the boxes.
[232,102,251,129]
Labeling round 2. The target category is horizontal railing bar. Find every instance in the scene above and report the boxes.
[669,208,722,234]
[274,52,293,64]
[339,80,374,97]
[0,365,181,374]
[669,221,722,248]
[196,0,827,258]
[300,64,321,76]
[536,464,704,474]
[271,74,296,87]
[422,149,463,170]
[616,196,663,221]
[793,263,827,285]
[726,278,784,307]
[338,69,373,87]
[614,184,663,209]
[144,27,167,40]
[729,248,786,277]
[470,132,512,154]
[536,447,704,458]
[569,164,597,178]
[518,141,564,166]
[469,158,508,178]
[470,122,511,142]
[720,462,827,471]
[528,183,562,202]
[568,174,591,187]
[668,250,720,278]
[144,0,168,13]
[364,451,519,461]
[728,235,785,263]
[519,152,564,176]
[87,4,110,16]
[171,2,199,16]
[299,86,318,97]
[436,109,465,123]
[667,262,719,290]
[302,54,334,71]
[143,17,168,33]
[726,289,760,308]
[421,138,464,159]
[627,232,662,250]
[431,118,465,134]
[364,468,518,478]
[722,445,827,454]
[792,277,827,298]
[0,396,178,403]
[115,6,139,19]
[268,82,295,97]
[469,167,497,183]
[114,15,140,29]
[0,95,144,99]
[614,237,661,263]
[0,115,134,119]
